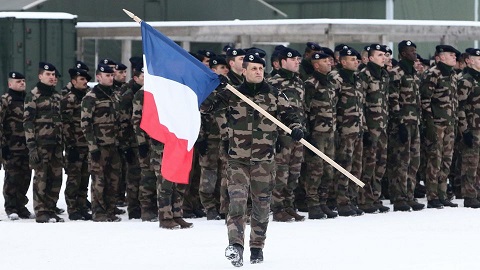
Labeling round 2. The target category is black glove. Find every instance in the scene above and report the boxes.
[363,131,373,147]
[218,74,229,87]
[196,139,208,156]
[290,128,304,142]
[124,148,135,164]
[223,140,229,155]
[138,144,149,159]
[90,150,101,163]
[67,147,80,163]
[2,146,11,161]
[463,131,474,148]
[398,124,409,144]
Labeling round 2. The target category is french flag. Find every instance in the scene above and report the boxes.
[140,21,220,184]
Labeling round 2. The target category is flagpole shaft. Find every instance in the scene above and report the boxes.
[225,83,364,188]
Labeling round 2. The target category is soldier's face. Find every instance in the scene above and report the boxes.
[39,70,56,86]
[211,64,229,76]
[328,57,335,68]
[97,72,114,86]
[439,52,456,67]
[402,47,417,62]
[114,70,127,82]
[243,63,264,84]
[340,56,358,71]
[470,56,480,71]
[133,73,145,86]
[202,57,210,67]
[281,57,300,73]
[72,76,89,90]
[414,59,425,73]
[312,58,331,74]
[369,50,386,67]
[8,79,26,91]
[230,56,244,74]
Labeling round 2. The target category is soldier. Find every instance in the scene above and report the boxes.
[268,47,306,222]
[331,47,364,217]
[216,53,303,266]
[299,42,323,81]
[24,62,64,223]
[61,61,90,96]
[304,53,338,219]
[1,72,34,220]
[62,68,93,220]
[356,44,390,214]
[358,46,370,71]
[197,50,216,68]
[387,40,425,212]
[81,64,122,222]
[114,63,128,88]
[457,48,480,208]
[420,45,460,209]
[227,48,246,86]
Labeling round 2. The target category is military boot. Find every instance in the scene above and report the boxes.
[320,204,338,218]
[350,204,364,216]
[407,200,425,211]
[68,212,85,221]
[50,213,65,223]
[18,209,35,219]
[337,204,356,217]
[439,199,458,207]
[307,205,326,220]
[393,201,411,212]
[141,211,158,222]
[55,207,65,214]
[285,208,305,221]
[35,213,53,223]
[159,219,180,229]
[250,248,264,264]
[464,198,480,208]
[114,207,126,215]
[225,244,244,267]
[358,204,379,214]
[206,208,221,220]
[374,201,390,213]
[272,210,294,222]
[173,217,193,229]
[427,199,444,209]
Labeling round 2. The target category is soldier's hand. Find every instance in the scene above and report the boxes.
[90,150,101,163]
[67,147,80,163]
[124,148,135,164]
[196,139,208,156]
[290,128,304,142]
[363,131,373,147]
[218,74,229,88]
[463,131,474,148]
[2,146,11,161]
[29,149,41,170]
[398,124,409,144]
[138,144,149,159]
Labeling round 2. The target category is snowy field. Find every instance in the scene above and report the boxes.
[0,169,478,270]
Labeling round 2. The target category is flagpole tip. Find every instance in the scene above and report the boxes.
[123,9,142,24]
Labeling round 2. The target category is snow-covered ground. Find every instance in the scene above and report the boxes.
[0,170,478,270]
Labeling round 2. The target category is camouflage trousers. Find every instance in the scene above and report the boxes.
[387,124,421,203]
[359,130,387,205]
[32,145,63,216]
[460,129,480,199]
[425,124,455,200]
[219,142,230,215]
[116,149,127,204]
[3,150,31,215]
[89,145,120,219]
[138,148,158,215]
[183,149,202,213]
[124,147,142,215]
[335,133,363,206]
[305,132,335,208]
[226,159,275,249]
[199,137,221,211]
[271,135,304,212]
[150,144,186,220]
[64,146,90,215]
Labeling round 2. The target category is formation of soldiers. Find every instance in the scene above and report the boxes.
[1,38,480,266]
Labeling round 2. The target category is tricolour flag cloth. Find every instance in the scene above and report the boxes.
[140,21,220,184]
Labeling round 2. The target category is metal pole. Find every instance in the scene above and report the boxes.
[475,0,478,48]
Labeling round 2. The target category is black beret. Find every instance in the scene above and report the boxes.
[382,45,393,55]
[334,44,349,52]
[339,48,357,57]
[243,53,265,67]
[99,58,116,66]
[398,40,416,51]
[209,56,228,68]
[436,45,460,55]
[391,58,399,66]
[8,71,25,79]
[223,44,233,53]
[417,53,424,61]
[311,52,330,60]
[68,68,92,81]
[115,63,128,71]
[39,62,56,71]
[75,61,89,71]
[306,42,322,51]
[364,45,371,51]
[274,45,287,51]
[226,48,246,57]
[466,48,480,56]
[321,47,334,58]
[97,64,115,73]
[197,50,216,58]
[134,62,144,73]
[55,69,62,78]
[278,48,301,58]
[246,47,267,58]
[368,44,387,53]
[129,56,142,67]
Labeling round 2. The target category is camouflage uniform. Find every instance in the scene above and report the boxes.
[113,79,127,205]
[331,68,364,208]
[299,58,315,81]
[387,60,422,205]
[457,67,480,200]
[132,88,158,220]
[267,69,306,216]
[1,89,31,216]
[62,86,90,216]
[357,62,390,208]
[24,82,63,219]
[304,71,336,208]
[118,80,143,218]
[81,84,121,221]
[420,61,458,202]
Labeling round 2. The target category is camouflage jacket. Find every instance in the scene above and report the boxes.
[223,80,301,162]
[388,60,421,126]
[267,68,306,133]
[457,67,480,133]
[420,61,458,125]
[81,84,121,152]
[24,82,63,149]
[304,71,337,134]
[118,79,142,149]
[200,82,229,141]
[62,87,89,148]
[299,58,314,81]
[132,88,151,146]
[330,68,365,136]
[227,70,244,87]
[0,89,27,151]
[358,62,390,131]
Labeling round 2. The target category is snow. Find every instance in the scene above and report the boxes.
[0,169,478,270]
